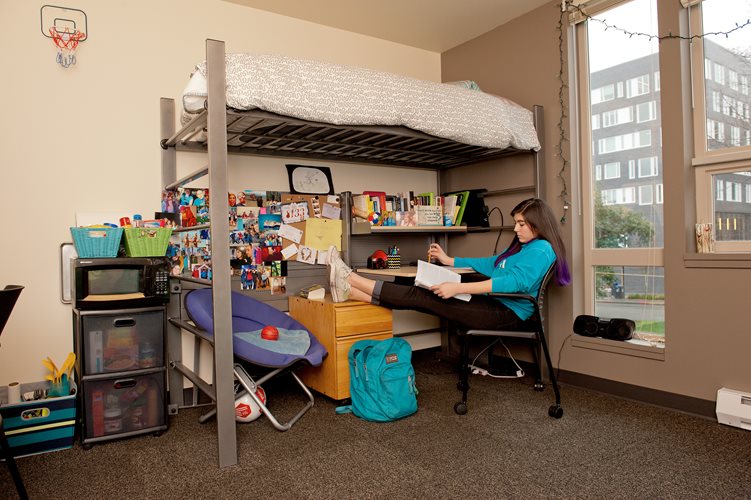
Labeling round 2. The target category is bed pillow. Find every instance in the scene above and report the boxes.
[445,80,482,91]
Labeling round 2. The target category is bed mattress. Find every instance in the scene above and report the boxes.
[181,53,541,151]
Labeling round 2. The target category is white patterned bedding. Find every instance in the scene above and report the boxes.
[181,53,540,151]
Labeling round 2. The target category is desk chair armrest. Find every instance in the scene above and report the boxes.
[487,292,537,305]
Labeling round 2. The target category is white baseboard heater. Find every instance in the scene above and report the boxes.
[716,387,751,431]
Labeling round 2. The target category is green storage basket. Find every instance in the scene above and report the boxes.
[123,227,172,257]
[70,227,123,258]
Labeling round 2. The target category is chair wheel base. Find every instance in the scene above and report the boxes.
[454,402,468,415]
[457,380,468,391]
[548,404,563,419]
[534,382,544,391]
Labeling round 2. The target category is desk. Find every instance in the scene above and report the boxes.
[289,296,392,401]
[356,266,474,278]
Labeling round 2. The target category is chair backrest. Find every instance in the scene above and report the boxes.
[533,264,557,326]
[0,285,24,336]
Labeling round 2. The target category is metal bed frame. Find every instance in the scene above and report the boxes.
[159,38,544,468]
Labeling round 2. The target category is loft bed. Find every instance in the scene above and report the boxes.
[160,39,545,468]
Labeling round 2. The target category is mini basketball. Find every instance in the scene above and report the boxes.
[234,386,267,423]
[261,325,279,341]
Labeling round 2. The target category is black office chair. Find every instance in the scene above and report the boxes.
[454,265,563,419]
[0,285,29,500]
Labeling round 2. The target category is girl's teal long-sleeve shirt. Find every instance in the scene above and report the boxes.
[453,238,555,320]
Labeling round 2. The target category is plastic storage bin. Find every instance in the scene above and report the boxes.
[82,371,165,439]
[80,310,165,375]
[123,228,172,257]
[0,381,77,457]
[70,227,123,258]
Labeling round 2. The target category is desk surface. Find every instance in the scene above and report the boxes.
[356,266,474,278]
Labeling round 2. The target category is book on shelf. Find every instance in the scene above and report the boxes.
[352,194,371,220]
[443,190,469,226]
[442,195,458,225]
[416,205,443,226]
[416,191,435,206]
[414,260,471,302]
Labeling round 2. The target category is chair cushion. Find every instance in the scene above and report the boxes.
[185,288,326,368]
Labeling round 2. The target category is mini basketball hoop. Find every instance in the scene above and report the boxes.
[49,27,85,68]
[41,5,88,69]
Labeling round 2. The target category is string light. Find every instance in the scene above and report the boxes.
[567,2,751,42]
[557,7,571,224]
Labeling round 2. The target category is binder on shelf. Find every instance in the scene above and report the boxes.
[363,191,387,215]
[443,190,469,225]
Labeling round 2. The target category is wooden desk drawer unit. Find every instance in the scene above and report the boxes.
[288,296,392,401]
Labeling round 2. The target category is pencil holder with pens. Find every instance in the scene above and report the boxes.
[387,253,400,269]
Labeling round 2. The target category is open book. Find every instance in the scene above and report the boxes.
[414,260,471,302]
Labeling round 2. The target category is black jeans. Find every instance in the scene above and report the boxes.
[374,282,525,331]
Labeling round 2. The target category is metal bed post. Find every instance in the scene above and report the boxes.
[531,104,551,383]
[160,97,186,413]
[206,38,238,468]
[532,104,545,199]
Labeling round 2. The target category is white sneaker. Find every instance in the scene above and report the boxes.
[327,246,351,303]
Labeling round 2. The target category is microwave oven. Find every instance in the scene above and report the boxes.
[72,257,171,310]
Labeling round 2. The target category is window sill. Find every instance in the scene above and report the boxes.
[684,253,751,268]
[571,335,665,360]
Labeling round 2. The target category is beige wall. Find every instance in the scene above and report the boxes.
[443,0,751,403]
[0,0,441,385]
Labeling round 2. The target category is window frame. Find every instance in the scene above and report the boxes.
[690,0,751,253]
[575,3,665,327]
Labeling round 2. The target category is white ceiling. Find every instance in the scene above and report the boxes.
[222,0,551,52]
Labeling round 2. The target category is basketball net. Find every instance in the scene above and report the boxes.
[49,27,85,68]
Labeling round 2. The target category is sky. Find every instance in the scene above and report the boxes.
[587,0,751,73]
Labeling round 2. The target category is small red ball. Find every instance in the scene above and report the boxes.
[261,325,279,341]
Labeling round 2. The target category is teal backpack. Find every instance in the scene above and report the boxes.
[335,338,418,422]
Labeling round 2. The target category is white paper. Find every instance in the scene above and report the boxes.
[317,249,329,265]
[298,245,318,264]
[322,203,341,220]
[278,223,303,243]
[414,260,471,302]
[281,244,298,260]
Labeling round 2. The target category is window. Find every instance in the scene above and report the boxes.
[604,162,621,179]
[601,187,636,205]
[691,0,751,252]
[602,106,634,127]
[626,74,650,97]
[576,0,665,347]
[636,101,656,122]
[713,62,725,85]
[731,126,741,147]
[729,69,739,91]
[591,84,616,104]
[639,185,653,205]
[637,156,658,177]
[598,130,651,153]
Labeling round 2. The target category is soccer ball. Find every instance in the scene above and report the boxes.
[234,386,267,423]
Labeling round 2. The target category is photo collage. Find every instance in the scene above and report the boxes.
[160,187,342,295]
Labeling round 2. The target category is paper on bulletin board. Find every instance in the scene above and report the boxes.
[304,218,342,251]
[280,221,307,260]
